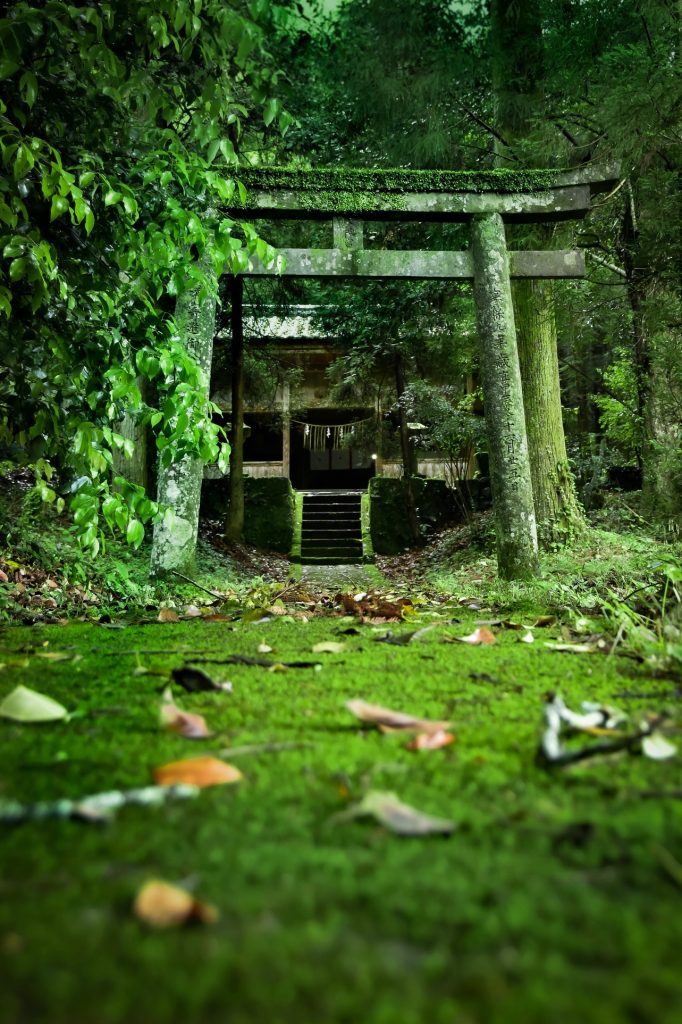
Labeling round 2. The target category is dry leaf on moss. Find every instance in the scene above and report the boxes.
[405,730,456,751]
[346,699,450,735]
[333,790,455,836]
[153,755,242,787]
[134,880,219,928]
[160,691,212,740]
[457,627,496,646]
[0,685,68,723]
[312,641,347,654]
[171,666,232,693]
[157,608,179,623]
[642,733,677,760]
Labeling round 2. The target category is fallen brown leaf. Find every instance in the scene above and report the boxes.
[157,608,179,623]
[346,699,450,735]
[134,880,219,928]
[160,693,212,739]
[405,730,456,751]
[153,755,242,787]
[457,626,496,646]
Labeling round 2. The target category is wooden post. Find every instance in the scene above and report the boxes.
[282,381,291,478]
[470,212,539,580]
[225,276,245,543]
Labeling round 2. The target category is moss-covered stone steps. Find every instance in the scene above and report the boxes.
[300,491,363,565]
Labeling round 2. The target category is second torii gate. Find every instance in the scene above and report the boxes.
[229,166,617,580]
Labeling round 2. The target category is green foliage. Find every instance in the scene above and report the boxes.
[593,350,641,467]
[0,0,293,554]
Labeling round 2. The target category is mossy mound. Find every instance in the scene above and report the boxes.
[369,477,456,554]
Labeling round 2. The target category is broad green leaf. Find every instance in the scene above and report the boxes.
[263,97,279,127]
[50,194,69,222]
[19,70,38,107]
[9,256,29,281]
[0,685,68,723]
[14,143,35,180]
[126,518,145,548]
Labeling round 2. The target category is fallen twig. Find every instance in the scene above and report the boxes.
[192,655,321,669]
[217,741,316,758]
[170,570,223,600]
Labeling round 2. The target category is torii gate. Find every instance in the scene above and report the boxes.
[229,166,617,580]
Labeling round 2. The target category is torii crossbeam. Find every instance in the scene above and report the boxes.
[228,165,618,579]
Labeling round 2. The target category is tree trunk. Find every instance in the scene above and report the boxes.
[394,351,420,545]
[513,277,585,543]
[112,376,149,491]
[150,248,218,577]
[491,0,585,546]
[225,275,245,543]
[470,212,539,580]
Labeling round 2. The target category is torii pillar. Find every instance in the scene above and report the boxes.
[470,212,538,578]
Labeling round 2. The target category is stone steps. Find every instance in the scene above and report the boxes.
[299,491,364,564]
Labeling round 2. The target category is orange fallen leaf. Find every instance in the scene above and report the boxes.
[457,627,496,645]
[405,730,456,751]
[153,755,242,787]
[346,699,450,735]
[160,694,212,740]
[134,880,219,928]
[157,608,179,623]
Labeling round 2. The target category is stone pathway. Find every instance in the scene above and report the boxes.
[300,563,380,591]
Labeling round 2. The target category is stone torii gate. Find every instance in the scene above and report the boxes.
[230,166,617,580]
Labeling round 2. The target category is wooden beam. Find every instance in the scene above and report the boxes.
[244,248,585,280]
[232,185,591,222]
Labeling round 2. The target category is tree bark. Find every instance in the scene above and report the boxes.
[491,0,585,546]
[225,275,245,543]
[150,248,218,577]
[513,276,585,542]
[112,377,149,491]
[470,212,539,580]
[394,350,420,545]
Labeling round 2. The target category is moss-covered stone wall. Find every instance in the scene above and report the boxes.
[200,476,295,553]
[369,477,456,554]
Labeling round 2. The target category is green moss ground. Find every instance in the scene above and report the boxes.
[1,594,681,1024]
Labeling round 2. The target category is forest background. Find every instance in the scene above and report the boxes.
[0,0,681,570]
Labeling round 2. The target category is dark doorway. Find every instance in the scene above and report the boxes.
[290,409,376,490]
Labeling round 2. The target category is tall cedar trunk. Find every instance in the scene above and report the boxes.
[394,351,420,544]
[112,376,149,491]
[225,276,245,542]
[491,0,585,545]
[623,183,682,521]
[150,248,218,577]
[513,276,585,539]
[470,212,539,580]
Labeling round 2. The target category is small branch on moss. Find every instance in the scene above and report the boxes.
[217,741,316,758]
[170,570,223,600]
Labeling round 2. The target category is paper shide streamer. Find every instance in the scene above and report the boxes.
[293,417,373,452]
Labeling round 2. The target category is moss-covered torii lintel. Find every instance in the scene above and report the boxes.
[232,164,619,221]
[229,165,617,580]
